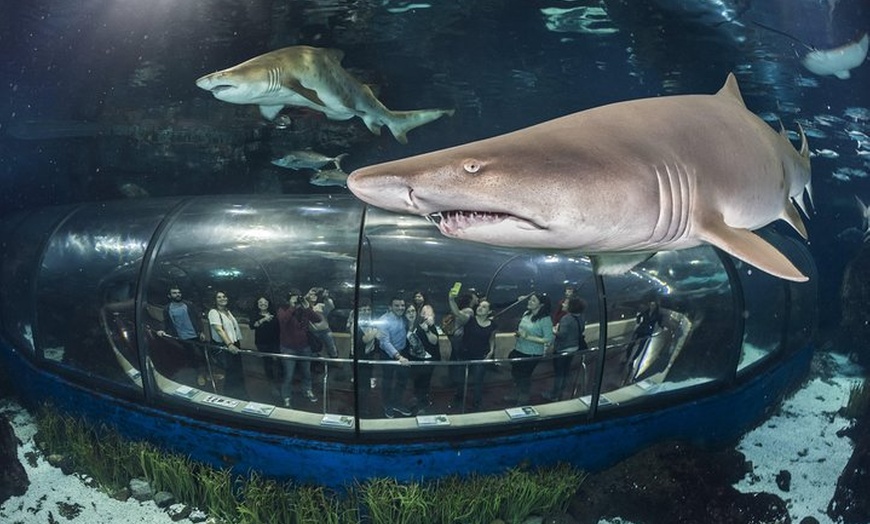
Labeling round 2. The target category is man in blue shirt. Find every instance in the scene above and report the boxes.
[376,296,411,417]
[156,286,208,386]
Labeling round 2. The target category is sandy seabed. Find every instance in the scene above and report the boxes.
[0,350,863,524]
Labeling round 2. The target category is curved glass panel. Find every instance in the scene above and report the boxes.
[735,264,786,371]
[34,200,177,391]
[142,196,363,426]
[782,236,818,354]
[0,207,72,355]
[597,247,735,411]
[358,208,603,429]
[0,195,815,437]
[736,228,818,374]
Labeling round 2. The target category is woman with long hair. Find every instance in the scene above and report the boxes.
[208,290,245,397]
[506,292,554,405]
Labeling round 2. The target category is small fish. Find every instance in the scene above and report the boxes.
[811,148,839,159]
[386,3,432,14]
[844,107,870,122]
[118,182,150,198]
[309,168,349,187]
[813,114,843,127]
[847,130,870,150]
[833,167,868,181]
[271,151,348,171]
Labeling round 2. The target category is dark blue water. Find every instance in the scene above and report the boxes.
[1,0,868,328]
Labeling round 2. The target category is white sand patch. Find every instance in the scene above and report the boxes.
[0,400,171,524]
[733,351,863,524]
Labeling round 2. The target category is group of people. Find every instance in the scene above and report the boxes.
[350,285,591,416]
[347,293,441,418]
[157,285,336,408]
[157,282,625,416]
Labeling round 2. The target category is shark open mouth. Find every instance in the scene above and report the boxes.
[209,85,235,94]
[427,210,541,236]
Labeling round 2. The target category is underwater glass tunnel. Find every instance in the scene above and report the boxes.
[0,194,817,484]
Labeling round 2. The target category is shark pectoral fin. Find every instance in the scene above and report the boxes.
[781,201,809,239]
[286,79,327,108]
[699,221,808,282]
[834,70,852,80]
[259,105,285,120]
[590,253,655,276]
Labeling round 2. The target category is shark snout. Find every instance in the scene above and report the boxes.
[347,169,424,214]
[195,72,236,93]
[195,74,215,90]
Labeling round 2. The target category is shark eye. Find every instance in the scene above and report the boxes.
[463,159,482,174]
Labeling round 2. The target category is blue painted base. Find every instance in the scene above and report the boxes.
[0,340,812,487]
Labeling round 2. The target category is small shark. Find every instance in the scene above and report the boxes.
[272,151,347,171]
[195,46,454,143]
[348,74,813,282]
[802,33,869,80]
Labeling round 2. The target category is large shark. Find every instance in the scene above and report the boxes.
[802,33,869,80]
[195,46,454,143]
[348,74,813,282]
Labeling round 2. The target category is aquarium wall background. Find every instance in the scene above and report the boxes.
[1,0,868,331]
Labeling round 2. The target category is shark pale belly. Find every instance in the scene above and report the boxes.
[195,46,453,144]
[348,74,813,282]
[802,33,869,80]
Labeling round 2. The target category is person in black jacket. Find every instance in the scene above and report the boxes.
[249,296,281,398]
[156,286,208,385]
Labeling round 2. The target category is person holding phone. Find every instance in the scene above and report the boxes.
[506,292,554,405]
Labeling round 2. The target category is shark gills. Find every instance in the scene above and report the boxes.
[195,46,454,143]
[348,73,813,282]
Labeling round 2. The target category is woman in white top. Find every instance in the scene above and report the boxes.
[208,291,245,397]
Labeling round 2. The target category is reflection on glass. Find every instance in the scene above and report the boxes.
[35,200,171,390]
[4,195,813,433]
[597,247,733,408]
[143,197,362,424]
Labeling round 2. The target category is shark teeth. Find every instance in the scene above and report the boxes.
[429,210,510,235]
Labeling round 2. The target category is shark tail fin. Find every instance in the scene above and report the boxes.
[332,153,349,171]
[384,108,455,144]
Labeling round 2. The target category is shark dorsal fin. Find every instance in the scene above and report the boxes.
[716,73,745,107]
[322,48,345,63]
